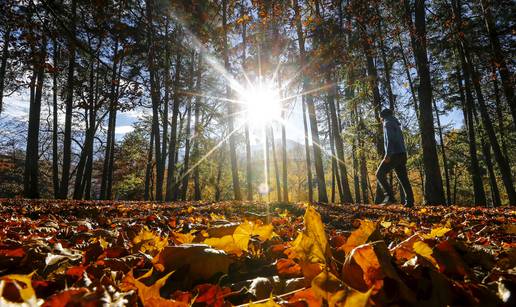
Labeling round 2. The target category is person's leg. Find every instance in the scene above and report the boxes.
[376,157,396,203]
[394,154,414,207]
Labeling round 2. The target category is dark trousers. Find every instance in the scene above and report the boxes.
[376,153,414,205]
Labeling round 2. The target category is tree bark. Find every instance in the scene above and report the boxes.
[479,0,515,125]
[404,0,446,205]
[192,56,203,201]
[433,99,452,205]
[180,54,195,200]
[293,0,327,202]
[326,72,353,203]
[453,0,516,204]
[456,62,486,205]
[24,33,47,199]
[100,41,119,200]
[0,20,11,114]
[58,0,77,199]
[270,127,282,201]
[146,0,163,201]
[301,98,313,203]
[222,0,242,200]
[144,129,154,201]
[165,55,182,201]
[52,38,60,198]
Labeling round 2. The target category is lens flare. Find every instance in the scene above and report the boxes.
[240,82,282,129]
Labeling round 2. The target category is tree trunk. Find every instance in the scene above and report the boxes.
[161,24,171,191]
[279,79,288,203]
[293,0,327,202]
[433,99,452,205]
[146,0,163,201]
[327,104,342,203]
[73,59,96,200]
[377,15,396,110]
[0,22,11,114]
[100,41,120,200]
[405,0,446,205]
[165,55,182,201]
[180,54,195,200]
[24,34,47,199]
[326,72,353,203]
[192,56,203,201]
[301,98,313,203]
[456,63,486,205]
[144,129,154,201]
[222,0,242,200]
[491,64,509,160]
[453,0,516,205]
[397,33,419,119]
[270,127,282,201]
[59,0,77,199]
[479,0,515,125]
[52,38,60,198]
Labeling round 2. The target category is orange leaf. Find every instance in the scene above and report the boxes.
[194,284,231,307]
[276,258,302,278]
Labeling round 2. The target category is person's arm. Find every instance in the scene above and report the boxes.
[384,121,397,161]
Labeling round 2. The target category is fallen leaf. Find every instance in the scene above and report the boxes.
[288,206,331,264]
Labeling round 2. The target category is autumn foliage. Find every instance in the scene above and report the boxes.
[0,199,514,306]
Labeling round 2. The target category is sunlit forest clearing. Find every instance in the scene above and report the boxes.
[0,0,514,305]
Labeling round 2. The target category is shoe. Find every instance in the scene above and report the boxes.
[380,196,397,205]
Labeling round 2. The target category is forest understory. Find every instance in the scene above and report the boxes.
[0,199,514,306]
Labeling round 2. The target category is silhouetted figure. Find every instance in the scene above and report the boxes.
[376,109,414,207]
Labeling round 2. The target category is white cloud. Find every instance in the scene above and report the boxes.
[115,125,134,135]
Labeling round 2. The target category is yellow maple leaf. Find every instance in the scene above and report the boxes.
[421,227,451,239]
[311,270,372,307]
[133,227,168,255]
[341,220,377,254]
[413,241,439,268]
[171,231,195,245]
[120,269,185,306]
[204,235,244,256]
[289,206,331,264]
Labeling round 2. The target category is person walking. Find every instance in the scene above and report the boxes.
[376,108,414,207]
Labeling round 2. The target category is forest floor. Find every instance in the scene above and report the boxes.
[0,199,514,306]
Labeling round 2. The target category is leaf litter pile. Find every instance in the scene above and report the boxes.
[0,199,514,306]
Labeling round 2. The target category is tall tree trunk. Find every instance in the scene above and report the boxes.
[192,56,203,201]
[433,99,452,205]
[326,72,353,203]
[279,78,288,203]
[397,33,419,119]
[456,63,486,205]
[146,0,163,201]
[453,0,516,204]
[0,21,11,114]
[180,54,195,200]
[404,0,446,205]
[161,23,171,191]
[24,34,47,199]
[479,0,515,125]
[377,15,396,110]
[59,0,77,199]
[52,38,60,198]
[100,41,119,200]
[327,104,342,203]
[165,55,182,201]
[301,98,313,203]
[73,59,96,200]
[144,129,154,201]
[270,127,282,201]
[491,64,509,160]
[293,0,327,202]
[222,0,242,200]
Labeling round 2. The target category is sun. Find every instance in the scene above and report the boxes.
[240,83,282,129]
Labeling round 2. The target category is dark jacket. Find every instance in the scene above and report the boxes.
[383,115,406,155]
